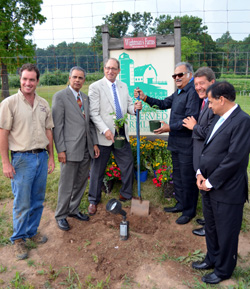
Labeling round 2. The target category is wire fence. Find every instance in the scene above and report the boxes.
[1,0,250,90]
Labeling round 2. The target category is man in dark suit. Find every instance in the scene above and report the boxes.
[183,67,216,236]
[87,58,141,215]
[135,62,200,225]
[192,81,250,284]
[52,66,100,231]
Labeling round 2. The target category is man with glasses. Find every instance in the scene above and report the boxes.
[87,58,142,215]
[135,62,200,224]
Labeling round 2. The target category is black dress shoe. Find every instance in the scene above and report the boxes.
[176,215,191,224]
[68,212,89,221]
[192,261,214,270]
[196,218,205,226]
[202,272,223,284]
[164,206,182,213]
[56,218,70,231]
[192,226,205,236]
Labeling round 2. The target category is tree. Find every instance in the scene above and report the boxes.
[0,0,46,98]
[89,11,153,56]
[216,32,240,74]
[151,14,222,77]
[130,12,153,37]
[149,15,173,35]
[150,14,208,38]
[181,37,201,62]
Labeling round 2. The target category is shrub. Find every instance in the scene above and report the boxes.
[39,70,68,86]
[8,75,20,88]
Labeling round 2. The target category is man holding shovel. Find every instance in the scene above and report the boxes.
[135,62,200,225]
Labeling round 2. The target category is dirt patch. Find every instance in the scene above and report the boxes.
[0,199,249,288]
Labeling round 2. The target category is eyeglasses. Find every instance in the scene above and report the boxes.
[172,72,189,79]
[105,67,119,71]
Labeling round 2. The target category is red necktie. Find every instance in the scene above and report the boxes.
[201,99,205,111]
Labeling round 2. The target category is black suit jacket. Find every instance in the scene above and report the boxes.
[199,105,250,204]
[192,102,217,171]
[146,79,200,155]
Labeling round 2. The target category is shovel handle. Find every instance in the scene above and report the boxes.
[136,87,141,197]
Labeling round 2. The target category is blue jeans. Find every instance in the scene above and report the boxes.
[10,151,48,242]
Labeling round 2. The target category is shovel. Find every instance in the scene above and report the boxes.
[131,89,150,216]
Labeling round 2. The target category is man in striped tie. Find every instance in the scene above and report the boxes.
[52,66,100,231]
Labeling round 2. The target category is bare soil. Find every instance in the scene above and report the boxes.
[0,199,249,288]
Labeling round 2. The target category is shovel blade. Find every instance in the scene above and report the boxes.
[131,198,150,216]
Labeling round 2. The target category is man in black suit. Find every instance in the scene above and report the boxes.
[183,67,216,236]
[192,81,250,284]
[135,62,200,225]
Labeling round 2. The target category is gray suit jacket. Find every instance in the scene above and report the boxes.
[89,77,135,146]
[52,86,98,161]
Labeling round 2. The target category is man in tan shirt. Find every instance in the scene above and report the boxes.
[0,63,55,260]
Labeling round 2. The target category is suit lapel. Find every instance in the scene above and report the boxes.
[101,78,116,111]
[116,80,125,112]
[203,115,219,146]
[66,87,85,119]
[80,92,88,119]
[204,106,240,146]
[198,102,208,122]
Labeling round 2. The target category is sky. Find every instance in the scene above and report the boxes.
[31,0,250,49]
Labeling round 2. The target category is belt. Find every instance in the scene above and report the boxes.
[11,149,46,154]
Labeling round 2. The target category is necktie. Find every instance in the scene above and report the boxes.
[77,93,83,112]
[207,116,224,143]
[112,83,123,119]
[201,99,205,111]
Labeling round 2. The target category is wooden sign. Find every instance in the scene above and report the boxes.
[124,37,156,49]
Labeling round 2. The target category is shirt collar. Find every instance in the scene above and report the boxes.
[69,85,80,99]
[105,77,117,89]
[221,104,238,121]
[177,78,193,94]
[19,89,39,103]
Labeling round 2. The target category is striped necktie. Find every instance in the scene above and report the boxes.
[77,93,83,112]
[112,83,123,119]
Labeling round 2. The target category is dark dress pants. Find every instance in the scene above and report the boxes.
[171,151,198,217]
[202,193,244,279]
[88,140,134,205]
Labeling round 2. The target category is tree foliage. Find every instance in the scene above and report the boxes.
[0,0,46,97]
[150,15,208,38]
[181,37,202,62]
[89,11,153,55]
[130,12,153,37]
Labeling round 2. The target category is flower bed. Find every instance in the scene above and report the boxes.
[102,138,174,194]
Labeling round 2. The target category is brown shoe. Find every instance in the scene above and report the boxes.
[119,194,130,202]
[30,232,48,244]
[88,204,97,215]
[14,239,28,260]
